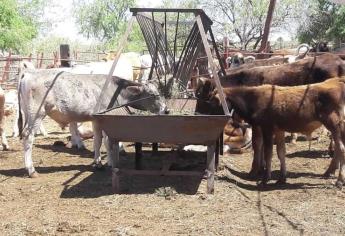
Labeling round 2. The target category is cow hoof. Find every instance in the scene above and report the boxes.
[2,145,10,151]
[65,141,73,148]
[323,171,335,178]
[92,162,104,170]
[29,171,39,178]
[53,141,66,147]
[77,145,86,150]
[275,178,286,185]
[335,180,343,189]
[258,180,267,187]
[248,170,259,180]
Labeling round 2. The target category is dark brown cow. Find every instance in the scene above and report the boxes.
[221,53,345,87]
[211,78,345,187]
[196,53,345,178]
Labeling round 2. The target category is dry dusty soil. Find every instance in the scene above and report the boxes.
[1,114,345,236]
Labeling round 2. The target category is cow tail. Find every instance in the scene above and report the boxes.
[18,76,24,140]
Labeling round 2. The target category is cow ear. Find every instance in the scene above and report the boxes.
[126,86,143,95]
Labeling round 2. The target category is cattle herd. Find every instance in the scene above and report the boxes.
[1,48,345,190]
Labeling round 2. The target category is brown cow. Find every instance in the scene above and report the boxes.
[211,78,345,187]
[196,53,345,178]
[221,53,345,88]
[0,86,9,150]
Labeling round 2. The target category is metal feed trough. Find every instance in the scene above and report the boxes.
[93,8,230,194]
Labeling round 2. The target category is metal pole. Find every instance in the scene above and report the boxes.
[93,16,135,113]
[196,15,230,116]
[173,12,180,72]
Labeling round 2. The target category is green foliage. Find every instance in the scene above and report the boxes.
[0,0,38,52]
[74,0,134,40]
[297,0,342,43]
[73,0,148,52]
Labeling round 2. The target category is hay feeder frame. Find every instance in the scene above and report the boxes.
[93,8,230,194]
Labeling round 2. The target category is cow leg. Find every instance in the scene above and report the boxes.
[290,133,297,144]
[275,130,287,184]
[329,127,345,188]
[22,116,44,177]
[103,134,124,167]
[249,126,264,179]
[262,129,274,185]
[322,116,345,184]
[38,123,48,137]
[334,137,345,188]
[69,122,85,149]
[92,121,103,168]
[12,106,20,137]
[0,126,9,151]
[103,132,124,166]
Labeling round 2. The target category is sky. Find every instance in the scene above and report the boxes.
[46,0,162,43]
[45,0,295,44]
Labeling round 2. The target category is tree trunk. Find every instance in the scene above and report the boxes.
[258,0,276,53]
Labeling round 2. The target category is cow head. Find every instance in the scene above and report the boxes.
[124,81,167,114]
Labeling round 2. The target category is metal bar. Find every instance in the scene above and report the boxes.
[148,12,160,80]
[209,28,226,76]
[135,142,143,170]
[174,23,197,78]
[196,15,230,116]
[165,12,167,86]
[206,144,216,194]
[182,40,203,88]
[140,14,162,76]
[173,12,180,72]
[93,16,135,114]
[137,15,155,61]
[117,169,204,177]
[176,24,200,87]
[173,23,196,77]
[130,8,205,14]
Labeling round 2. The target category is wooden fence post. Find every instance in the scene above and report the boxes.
[2,52,12,82]
[60,44,71,67]
[39,52,44,68]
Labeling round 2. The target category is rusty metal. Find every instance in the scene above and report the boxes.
[94,113,229,145]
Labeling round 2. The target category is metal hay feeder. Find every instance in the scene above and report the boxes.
[93,8,230,194]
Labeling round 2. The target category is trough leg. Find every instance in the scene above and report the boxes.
[152,142,158,153]
[206,144,216,194]
[112,141,120,193]
[135,142,143,170]
[215,139,219,171]
[219,133,224,155]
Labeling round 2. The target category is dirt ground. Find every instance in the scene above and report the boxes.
[1,114,345,236]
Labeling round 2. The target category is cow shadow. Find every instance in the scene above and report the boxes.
[35,144,94,158]
[0,164,93,178]
[60,150,205,198]
[286,150,330,159]
[223,165,328,191]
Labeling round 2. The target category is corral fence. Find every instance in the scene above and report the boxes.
[2,47,344,90]
[0,50,108,89]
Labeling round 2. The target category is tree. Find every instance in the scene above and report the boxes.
[297,0,345,46]
[202,0,302,50]
[0,0,37,52]
[17,0,55,36]
[73,0,135,41]
[73,0,147,51]
[297,0,339,44]
[258,0,276,52]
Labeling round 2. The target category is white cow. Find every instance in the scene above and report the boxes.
[18,70,166,177]
[15,57,134,149]
[0,86,9,150]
